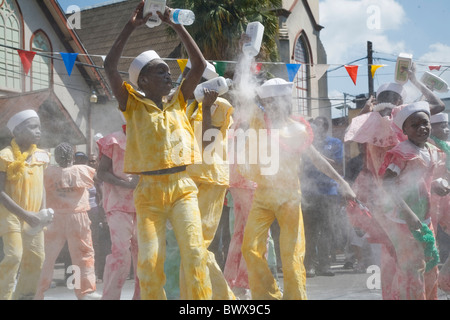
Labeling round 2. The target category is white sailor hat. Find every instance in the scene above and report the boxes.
[128,50,167,87]
[7,109,39,133]
[430,112,448,124]
[393,101,430,129]
[377,82,407,101]
[256,78,294,99]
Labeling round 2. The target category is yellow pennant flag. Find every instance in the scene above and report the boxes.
[371,65,385,78]
[177,59,188,73]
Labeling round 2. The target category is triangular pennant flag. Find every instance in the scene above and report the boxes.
[251,62,263,74]
[314,64,330,80]
[286,63,301,82]
[214,61,227,77]
[177,59,188,73]
[370,64,385,78]
[17,50,36,75]
[345,65,359,85]
[429,65,442,71]
[60,52,79,76]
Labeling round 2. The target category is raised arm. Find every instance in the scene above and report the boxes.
[159,8,206,100]
[409,63,445,115]
[104,1,151,111]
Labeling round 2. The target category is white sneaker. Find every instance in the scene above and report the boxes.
[80,292,102,300]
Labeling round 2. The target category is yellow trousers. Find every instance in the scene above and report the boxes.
[242,187,307,300]
[0,215,45,300]
[180,183,235,300]
[134,172,212,300]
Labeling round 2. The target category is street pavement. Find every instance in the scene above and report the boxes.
[43,255,449,301]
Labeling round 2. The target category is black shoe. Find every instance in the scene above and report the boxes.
[316,267,335,277]
[306,268,316,278]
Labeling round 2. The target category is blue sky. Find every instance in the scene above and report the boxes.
[57,0,450,111]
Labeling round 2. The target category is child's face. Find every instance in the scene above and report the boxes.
[403,111,431,147]
[13,117,41,146]
[261,96,291,123]
[431,122,449,141]
[139,60,172,96]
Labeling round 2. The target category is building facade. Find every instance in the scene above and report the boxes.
[0,0,108,155]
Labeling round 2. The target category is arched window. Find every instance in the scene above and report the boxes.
[31,31,52,90]
[0,0,22,91]
[293,33,311,116]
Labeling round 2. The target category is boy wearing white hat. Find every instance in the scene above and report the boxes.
[240,78,356,300]
[379,101,449,300]
[104,1,211,300]
[0,109,50,299]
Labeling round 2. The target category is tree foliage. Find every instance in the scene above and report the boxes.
[167,0,282,61]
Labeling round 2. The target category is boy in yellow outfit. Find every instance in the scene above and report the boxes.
[241,78,356,300]
[0,110,51,300]
[180,61,235,299]
[104,1,211,300]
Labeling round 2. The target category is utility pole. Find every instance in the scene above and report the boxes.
[367,41,374,97]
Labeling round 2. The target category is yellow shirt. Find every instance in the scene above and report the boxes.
[0,146,49,231]
[186,97,234,186]
[122,81,202,174]
[241,109,312,190]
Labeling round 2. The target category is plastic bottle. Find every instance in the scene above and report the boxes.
[242,21,265,57]
[23,208,54,236]
[170,9,195,25]
[394,53,413,84]
[143,0,166,28]
[420,71,449,93]
[194,77,233,102]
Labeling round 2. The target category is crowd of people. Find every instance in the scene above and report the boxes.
[0,1,449,300]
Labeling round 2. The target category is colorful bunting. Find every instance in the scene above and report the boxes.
[17,50,36,75]
[345,65,359,85]
[315,64,330,80]
[213,61,227,77]
[177,59,188,73]
[370,64,385,78]
[429,65,442,71]
[60,52,79,76]
[251,62,263,75]
[286,63,302,82]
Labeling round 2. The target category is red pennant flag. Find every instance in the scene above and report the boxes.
[345,65,359,85]
[17,50,36,75]
[251,62,263,74]
[429,65,442,71]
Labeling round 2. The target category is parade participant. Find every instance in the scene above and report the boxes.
[344,64,445,299]
[179,61,235,300]
[34,142,100,300]
[241,78,356,300]
[0,110,50,300]
[96,124,140,300]
[379,101,449,300]
[103,1,212,300]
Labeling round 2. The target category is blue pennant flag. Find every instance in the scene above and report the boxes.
[286,63,301,82]
[60,52,79,76]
